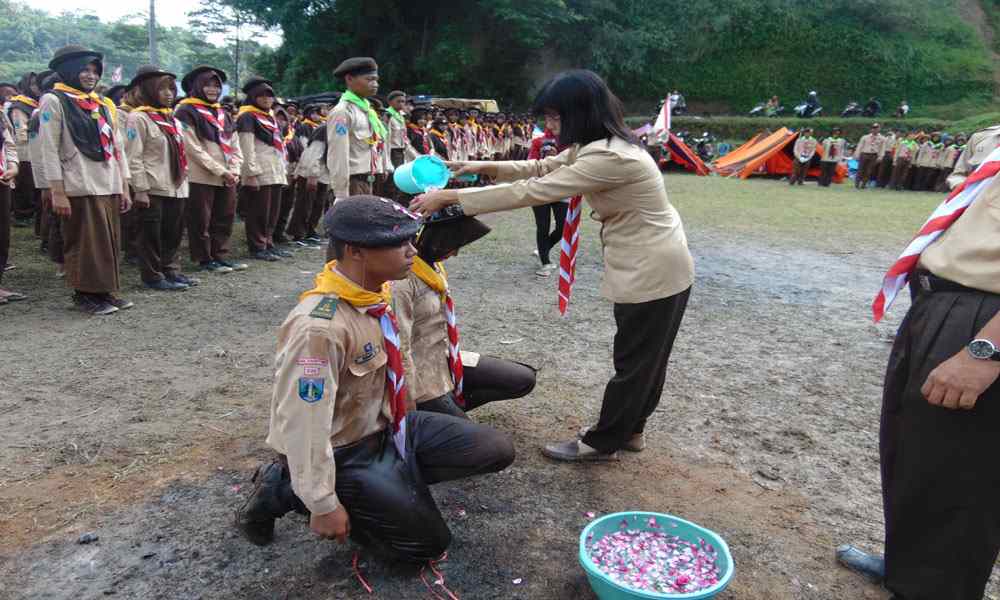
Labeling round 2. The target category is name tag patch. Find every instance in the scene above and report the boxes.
[354,342,379,364]
[298,377,325,403]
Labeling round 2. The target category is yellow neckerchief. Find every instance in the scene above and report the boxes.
[284,127,295,142]
[53,82,117,122]
[133,106,173,115]
[429,129,447,140]
[178,97,222,109]
[411,256,448,297]
[8,95,38,108]
[237,104,273,119]
[302,118,320,128]
[300,260,392,306]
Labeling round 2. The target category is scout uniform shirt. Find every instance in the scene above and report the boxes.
[915,140,942,168]
[7,99,34,165]
[266,293,393,515]
[294,132,330,186]
[456,136,694,304]
[326,98,385,199]
[792,135,817,162]
[879,134,897,160]
[938,143,964,170]
[177,104,244,187]
[387,110,407,155]
[853,133,883,158]
[27,107,46,189]
[37,91,128,198]
[947,125,1000,189]
[393,269,456,406]
[0,112,18,178]
[919,173,1000,295]
[820,136,846,163]
[238,111,287,187]
[125,111,189,198]
[894,139,918,164]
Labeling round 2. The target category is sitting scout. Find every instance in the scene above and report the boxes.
[237,196,514,563]
[394,205,537,418]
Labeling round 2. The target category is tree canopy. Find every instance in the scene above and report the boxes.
[228,0,995,115]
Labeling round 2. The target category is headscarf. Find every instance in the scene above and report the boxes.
[52,54,115,162]
[135,75,185,186]
[174,70,233,144]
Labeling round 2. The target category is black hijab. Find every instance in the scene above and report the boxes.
[52,54,112,162]
[174,71,233,144]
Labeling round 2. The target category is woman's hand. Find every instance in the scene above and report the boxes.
[445,161,477,177]
[410,188,459,216]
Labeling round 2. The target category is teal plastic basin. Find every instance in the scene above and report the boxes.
[579,512,734,600]
[393,155,451,194]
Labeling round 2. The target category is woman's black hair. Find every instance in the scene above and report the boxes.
[531,70,636,148]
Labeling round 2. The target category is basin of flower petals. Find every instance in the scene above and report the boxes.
[587,517,721,595]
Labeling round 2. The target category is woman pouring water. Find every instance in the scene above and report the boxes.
[410,70,694,462]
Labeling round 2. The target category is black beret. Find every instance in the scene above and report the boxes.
[333,57,378,78]
[181,65,227,94]
[127,64,175,90]
[387,90,406,101]
[324,196,421,248]
[416,207,491,263]
[49,44,102,70]
[242,76,275,96]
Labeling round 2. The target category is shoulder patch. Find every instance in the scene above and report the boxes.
[126,127,138,140]
[334,117,348,136]
[41,111,52,123]
[310,296,338,319]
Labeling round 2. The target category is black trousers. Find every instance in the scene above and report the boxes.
[818,161,836,187]
[856,152,879,188]
[418,356,537,419]
[334,411,514,562]
[532,202,568,265]
[0,186,9,283]
[583,288,691,453]
[881,287,1000,600]
[273,181,296,244]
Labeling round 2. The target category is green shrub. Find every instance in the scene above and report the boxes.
[626,115,956,141]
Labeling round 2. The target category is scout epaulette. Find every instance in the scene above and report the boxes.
[310,296,338,319]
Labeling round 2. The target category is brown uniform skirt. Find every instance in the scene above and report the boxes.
[62,195,121,294]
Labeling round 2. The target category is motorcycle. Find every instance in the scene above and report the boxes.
[841,101,862,117]
[794,102,822,118]
[692,131,716,162]
[862,100,882,117]
[749,102,785,117]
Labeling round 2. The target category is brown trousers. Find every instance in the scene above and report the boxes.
[121,186,141,260]
[818,161,837,187]
[62,195,121,294]
[789,159,810,185]
[877,156,895,187]
[881,284,1000,600]
[287,178,327,240]
[187,182,236,264]
[43,192,64,265]
[0,185,10,283]
[856,152,879,188]
[274,180,296,244]
[347,174,373,198]
[137,195,186,283]
[244,184,282,252]
[891,160,911,190]
[935,168,953,192]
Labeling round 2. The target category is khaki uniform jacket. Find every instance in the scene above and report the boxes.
[947,125,1000,189]
[1,112,18,178]
[894,140,917,164]
[265,294,394,515]
[879,134,897,159]
[180,120,243,187]
[238,130,286,187]
[28,113,46,188]
[294,138,330,185]
[125,111,189,198]
[920,174,1000,294]
[820,137,846,162]
[853,133,883,158]
[938,144,963,170]
[393,271,454,406]
[327,100,384,199]
[457,136,694,304]
[914,142,941,168]
[793,136,817,161]
[37,92,128,197]
[388,115,407,152]
[8,105,31,162]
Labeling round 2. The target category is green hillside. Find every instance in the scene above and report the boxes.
[231,0,996,118]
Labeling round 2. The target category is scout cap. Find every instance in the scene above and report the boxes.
[181,65,227,94]
[387,90,406,101]
[128,64,175,90]
[333,57,378,78]
[324,196,421,247]
[416,206,492,263]
[49,44,102,73]
[242,76,275,97]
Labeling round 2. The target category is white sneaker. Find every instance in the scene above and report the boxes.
[531,249,539,257]
[535,266,553,277]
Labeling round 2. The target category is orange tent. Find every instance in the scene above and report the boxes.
[662,132,710,176]
[712,128,847,182]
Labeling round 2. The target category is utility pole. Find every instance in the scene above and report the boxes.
[148,0,159,64]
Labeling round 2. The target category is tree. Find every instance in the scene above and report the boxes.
[187,2,274,90]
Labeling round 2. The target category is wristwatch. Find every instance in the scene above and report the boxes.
[967,339,1000,361]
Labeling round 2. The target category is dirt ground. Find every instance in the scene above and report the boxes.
[0,176,988,599]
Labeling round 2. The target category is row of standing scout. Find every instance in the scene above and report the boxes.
[790,124,969,191]
[0,47,526,314]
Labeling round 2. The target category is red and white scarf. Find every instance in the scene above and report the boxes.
[558,196,583,315]
[135,107,188,173]
[55,82,118,161]
[179,98,235,160]
[412,257,465,407]
[873,145,1000,322]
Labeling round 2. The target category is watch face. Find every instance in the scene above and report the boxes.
[969,339,997,359]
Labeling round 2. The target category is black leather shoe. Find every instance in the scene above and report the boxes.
[236,459,308,546]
